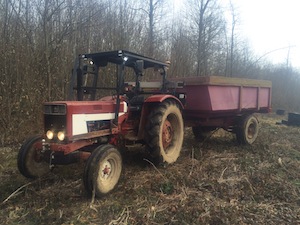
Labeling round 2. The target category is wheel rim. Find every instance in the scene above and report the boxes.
[161,112,181,156]
[84,146,122,196]
[247,121,256,139]
[96,153,121,193]
[162,119,173,149]
[100,160,112,180]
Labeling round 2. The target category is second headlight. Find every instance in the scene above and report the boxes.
[57,131,65,141]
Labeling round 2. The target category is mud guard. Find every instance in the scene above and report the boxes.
[144,94,183,108]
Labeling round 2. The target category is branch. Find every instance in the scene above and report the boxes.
[246,45,296,74]
[2,181,33,204]
[143,158,168,182]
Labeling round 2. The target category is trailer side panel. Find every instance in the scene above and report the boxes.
[169,76,271,120]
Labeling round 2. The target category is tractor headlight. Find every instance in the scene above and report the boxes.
[57,131,65,141]
[46,130,54,140]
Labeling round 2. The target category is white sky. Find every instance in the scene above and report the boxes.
[227,0,300,68]
[174,0,300,68]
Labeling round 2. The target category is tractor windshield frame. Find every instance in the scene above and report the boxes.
[69,50,169,101]
[68,50,169,124]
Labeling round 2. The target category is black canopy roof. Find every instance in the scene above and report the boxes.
[81,50,168,69]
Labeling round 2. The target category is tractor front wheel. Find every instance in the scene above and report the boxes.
[146,100,184,164]
[17,135,49,178]
[83,144,122,197]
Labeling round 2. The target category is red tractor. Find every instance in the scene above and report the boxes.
[18,50,272,197]
[18,50,185,197]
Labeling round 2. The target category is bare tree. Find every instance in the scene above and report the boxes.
[224,0,238,77]
[133,0,168,57]
[185,0,226,76]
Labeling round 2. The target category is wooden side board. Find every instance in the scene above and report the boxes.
[169,76,272,88]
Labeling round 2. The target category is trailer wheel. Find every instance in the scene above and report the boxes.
[236,115,259,145]
[17,135,49,178]
[146,100,184,164]
[192,126,215,141]
[83,144,122,197]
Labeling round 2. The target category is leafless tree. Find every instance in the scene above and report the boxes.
[224,0,238,77]
[185,0,226,76]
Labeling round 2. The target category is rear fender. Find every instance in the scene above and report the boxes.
[144,94,183,108]
[137,95,183,139]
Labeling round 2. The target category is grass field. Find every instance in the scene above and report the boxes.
[0,114,300,224]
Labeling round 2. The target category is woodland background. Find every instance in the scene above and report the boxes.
[0,0,299,145]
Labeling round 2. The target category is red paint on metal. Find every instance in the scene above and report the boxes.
[47,99,127,138]
[35,139,94,155]
[209,86,240,111]
[183,86,211,111]
[109,135,119,146]
[71,129,111,141]
[241,87,257,109]
[175,77,271,118]
[63,100,126,115]
[145,94,183,109]
[259,87,271,108]
[169,76,271,129]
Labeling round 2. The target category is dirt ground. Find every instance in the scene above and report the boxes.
[0,113,300,224]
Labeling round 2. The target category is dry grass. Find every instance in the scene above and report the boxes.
[1,113,300,224]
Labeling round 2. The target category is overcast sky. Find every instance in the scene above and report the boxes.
[174,0,300,68]
[223,0,300,68]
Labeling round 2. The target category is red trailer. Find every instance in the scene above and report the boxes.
[169,76,272,144]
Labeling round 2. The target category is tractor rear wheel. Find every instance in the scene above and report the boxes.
[145,100,184,164]
[17,135,49,178]
[236,114,259,145]
[83,144,122,197]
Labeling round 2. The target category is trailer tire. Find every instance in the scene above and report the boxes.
[17,135,49,178]
[83,144,122,197]
[145,100,184,164]
[236,114,259,145]
[192,126,215,141]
